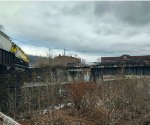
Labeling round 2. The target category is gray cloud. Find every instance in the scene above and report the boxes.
[95,1,150,26]
[0,1,150,61]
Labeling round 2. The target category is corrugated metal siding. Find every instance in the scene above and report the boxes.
[0,49,15,66]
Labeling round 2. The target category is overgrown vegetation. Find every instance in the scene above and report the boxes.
[13,76,150,125]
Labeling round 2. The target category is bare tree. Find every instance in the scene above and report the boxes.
[0,25,4,31]
[47,48,53,66]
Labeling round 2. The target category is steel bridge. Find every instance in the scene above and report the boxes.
[91,64,150,76]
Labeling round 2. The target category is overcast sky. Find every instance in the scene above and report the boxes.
[1,1,150,62]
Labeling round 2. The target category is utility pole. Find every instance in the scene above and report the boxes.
[64,48,66,56]
[49,48,51,64]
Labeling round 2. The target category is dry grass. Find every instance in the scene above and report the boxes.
[15,76,150,125]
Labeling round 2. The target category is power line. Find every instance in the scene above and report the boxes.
[11,38,150,55]
[12,38,64,50]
